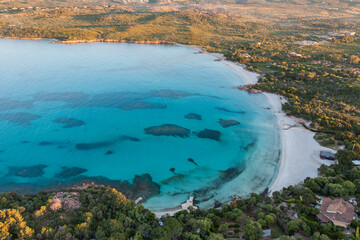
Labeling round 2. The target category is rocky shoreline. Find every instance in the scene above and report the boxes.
[0,37,175,45]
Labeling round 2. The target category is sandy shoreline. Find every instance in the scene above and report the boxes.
[208,51,336,193]
[185,44,336,192]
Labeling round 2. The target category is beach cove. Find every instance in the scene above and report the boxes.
[0,39,331,212]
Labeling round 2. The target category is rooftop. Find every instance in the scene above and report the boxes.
[317,198,354,228]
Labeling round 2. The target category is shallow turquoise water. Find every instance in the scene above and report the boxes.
[0,39,280,209]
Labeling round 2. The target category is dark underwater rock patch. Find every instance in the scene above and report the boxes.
[55,167,87,178]
[0,112,40,125]
[38,141,71,149]
[193,163,246,202]
[76,135,140,151]
[149,89,193,99]
[34,92,89,105]
[242,142,256,151]
[53,118,86,128]
[105,150,114,155]
[196,129,221,141]
[7,165,47,178]
[0,98,34,111]
[120,135,140,142]
[215,107,245,114]
[76,141,114,150]
[218,119,240,128]
[184,113,202,120]
[38,141,55,146]
[144,124,191,138]
[161,175,186,185]
[34,91,167,110]
[85,92,166,110]
[187,158,199,166]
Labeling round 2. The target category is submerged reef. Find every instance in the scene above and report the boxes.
[53,118,86,128]
[144,124,191,138]
[84,92,166,110]
[7,165,47,178]
[218,119,240,128]
[33,92,89,105]
[184,113,202,120]
[243,142,256,151]
[38,141,71,149]
[149,89,193,99]
[215,107,245,114]
[196,129,221,141]
[193,164,246,203]
[76,135,140,151]
[0,98,34,111]
[120,136,140,142]
[76,141,114,150]
[55,167,87,178]
[0,112,40,125]
[34,91,166,110]
[31,90,218,112]
[38,141,54,146]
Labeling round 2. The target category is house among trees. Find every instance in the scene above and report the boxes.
[316,198,355,228]
[352,160,360,166]
[320,151,336,160]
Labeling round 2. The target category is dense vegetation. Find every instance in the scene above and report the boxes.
[2,179,360,239]
[1,0,360,239]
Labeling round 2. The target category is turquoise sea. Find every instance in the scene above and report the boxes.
[0,39,280,209]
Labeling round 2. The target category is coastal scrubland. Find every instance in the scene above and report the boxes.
[1,0,360,239]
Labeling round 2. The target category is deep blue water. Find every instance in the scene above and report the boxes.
[0,39,280,209]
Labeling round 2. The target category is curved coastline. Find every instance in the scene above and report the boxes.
[0,38,334,217]
[165,44,335,214]
[204,50,336,194]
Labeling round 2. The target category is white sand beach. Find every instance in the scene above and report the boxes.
[216,55,336,193]
[264,93,335,192]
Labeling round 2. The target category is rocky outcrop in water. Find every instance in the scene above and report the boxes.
[144,124,191,138]
[196,129,221,141]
